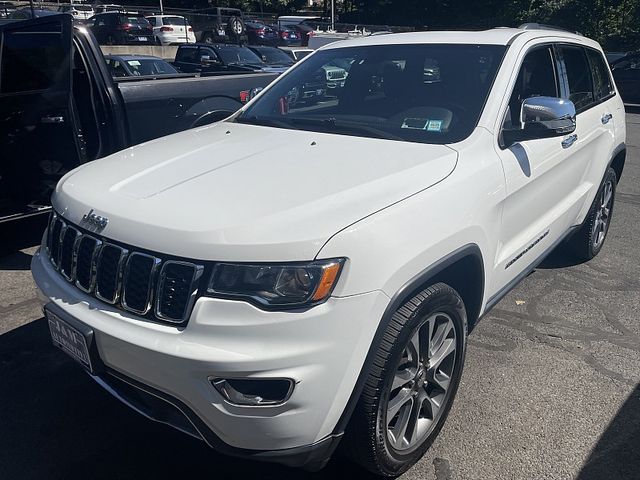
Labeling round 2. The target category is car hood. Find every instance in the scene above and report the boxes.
[53,123,457,261]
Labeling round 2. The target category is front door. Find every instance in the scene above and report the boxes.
[0,15,78,221]
[491,44,578,292]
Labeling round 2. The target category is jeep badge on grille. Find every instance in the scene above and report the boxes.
[79,209,109,233]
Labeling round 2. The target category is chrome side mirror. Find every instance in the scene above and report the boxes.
[504,96,576,146]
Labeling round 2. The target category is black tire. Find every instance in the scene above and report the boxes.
[568,167,617,261]
[344,283,467,477]
[155,36,162,46]
[226,16,245,39]
[106,35,115,45]
[201,31,214,44]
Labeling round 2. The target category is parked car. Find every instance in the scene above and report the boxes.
[85,12,153,45]
[189,7,247,45]
[92,3,123,14]
[244,20,278,46]
[31,24,626,476]
[276,24,301,46]
[610,51,640,104]
[8,7,57,20]
[277,16,324,46]
[0,1,16,18]
[279,46,314,62]
[58,3,94,20]
[247,45,294,68]
[174,43,289,74]
[0,15,277,226]
[145,14,195,45]
[104,54,178,77]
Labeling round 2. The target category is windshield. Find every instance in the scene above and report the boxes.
[216,46,263,65]
[237,44,506,144]
[126,58,177,75]
[254,47,294,65]
[74,5,93,11]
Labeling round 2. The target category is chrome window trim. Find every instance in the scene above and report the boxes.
[75,235,103,294]
[155,261,204,323]
[95,243,129,305]
[60,226,81,282]
[122,252,161,315]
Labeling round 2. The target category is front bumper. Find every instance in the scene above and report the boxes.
[32,248,388,460]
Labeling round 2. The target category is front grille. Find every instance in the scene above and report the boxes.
[46,212,203,325]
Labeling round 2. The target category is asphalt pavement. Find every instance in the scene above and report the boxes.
[1,114,639,480]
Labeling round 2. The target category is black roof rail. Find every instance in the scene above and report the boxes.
[518,23,581,35]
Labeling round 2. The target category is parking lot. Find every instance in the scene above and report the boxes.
[1,113,639,480]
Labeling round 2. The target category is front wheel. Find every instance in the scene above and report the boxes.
[344,283,467,476]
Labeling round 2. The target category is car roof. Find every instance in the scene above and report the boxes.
[321,28,596,50]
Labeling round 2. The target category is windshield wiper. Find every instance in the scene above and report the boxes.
[288,117,404,141]
[234,115,296,129]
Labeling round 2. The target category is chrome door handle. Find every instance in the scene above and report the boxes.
[561,134,578,149]
[41,115,64,124]
[601,113,613,124]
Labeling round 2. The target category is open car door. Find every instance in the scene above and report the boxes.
[0,14,78,222]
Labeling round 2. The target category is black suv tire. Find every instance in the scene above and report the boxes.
[344,283,467,476]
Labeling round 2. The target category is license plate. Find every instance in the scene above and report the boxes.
[47,309,93,372]
[138,36,147,41]
[218,29,225,36]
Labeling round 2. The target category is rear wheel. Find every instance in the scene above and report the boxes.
[344,283,467,476]
[568,167,617,260]
[201,31,214,44]
[226,16,245,41]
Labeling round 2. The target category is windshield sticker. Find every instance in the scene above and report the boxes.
[427,120,443,132]
[401,118,430,130]
[128,60,141,66]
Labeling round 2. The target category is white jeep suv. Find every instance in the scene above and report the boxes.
[32,25,626,476]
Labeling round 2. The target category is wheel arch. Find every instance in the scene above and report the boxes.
[609,143,626,183]
[332,243,485,438]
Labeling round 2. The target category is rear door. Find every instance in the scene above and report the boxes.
[0,15,80,220]
[555,45,616,223]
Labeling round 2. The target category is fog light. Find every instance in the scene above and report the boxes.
[211,378,294,406]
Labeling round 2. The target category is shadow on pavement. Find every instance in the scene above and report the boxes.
[0,250,35,271]
[0,319,375,480]
[577,384,640,480]
[0,214,48,257]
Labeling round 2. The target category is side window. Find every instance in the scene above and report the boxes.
[147,17,156,27]
[0,21,66,93]
[586,49,614,101]
[176,47,198,63]
[558,45,594,111]
[503,46,558,129]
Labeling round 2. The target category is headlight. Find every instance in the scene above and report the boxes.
[205,258,345,308]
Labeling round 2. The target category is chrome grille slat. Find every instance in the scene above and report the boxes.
[95,243,128,305]
[122,253,160,315]
[155,261,204,323]
[46,214,202,325]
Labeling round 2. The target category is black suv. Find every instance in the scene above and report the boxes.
[189,7,248,45]
[86,12,153,45]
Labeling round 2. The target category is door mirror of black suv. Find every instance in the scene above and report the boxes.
[201,55,220,66]
[503,96,576,146]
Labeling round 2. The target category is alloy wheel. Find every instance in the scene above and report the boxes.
[385,312,457,453]
[592,178,614,250]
